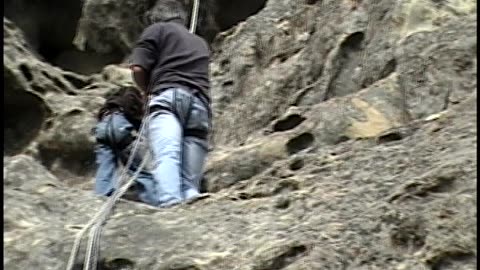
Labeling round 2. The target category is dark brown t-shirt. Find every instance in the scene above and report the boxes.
[131,22,211,102]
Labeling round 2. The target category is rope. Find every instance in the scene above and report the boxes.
[189,0,200,33]
[65,104,151,270]
[83,145,151,270]
[65,1,201,269]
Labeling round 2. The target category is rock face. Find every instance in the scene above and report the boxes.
[4,18,132,184]
[4,0,124,74]
[4,93,477,270]
[209,0,476,146]
[3,0,477,269]
[73,0,220,56]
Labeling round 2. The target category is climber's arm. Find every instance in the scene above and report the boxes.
[131,65,148,93]
[130,24,161,93]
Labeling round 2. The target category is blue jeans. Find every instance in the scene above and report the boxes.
[94,112,158,206]
[148,87,210,207]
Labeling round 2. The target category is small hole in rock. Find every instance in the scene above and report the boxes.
[31,85,47,94]
[286,133,315,155]
[19,64,33,81]
[220,59,230,69]
[273,114,306,132]
[430,252,475,270]
[377,132,403,144]
[63,73,89,89]
[106,258,135,270]
[215,0,268,32]
[64,109,84,117]
[52,77,66,90]
[341,32,365,51]
[380,58,397,80]
[73,258,135,270]
[42,71,53,80]
[222,80,234,87]
[289,159,305,171]
[279,54,289,63]
[238,192,250,200]
[335,135,350,144]
[274,197,290,209]
[44,119,54,130]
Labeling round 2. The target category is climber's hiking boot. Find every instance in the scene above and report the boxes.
[120,184,142,203]
[184,193,211,205]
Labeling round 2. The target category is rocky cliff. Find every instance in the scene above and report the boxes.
[4,0,477,269]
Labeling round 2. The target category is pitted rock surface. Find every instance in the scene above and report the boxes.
[4,0,476,269]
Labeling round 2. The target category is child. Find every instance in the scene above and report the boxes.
[93,85,158,206]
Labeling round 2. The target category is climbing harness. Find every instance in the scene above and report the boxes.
[65,1,201,269]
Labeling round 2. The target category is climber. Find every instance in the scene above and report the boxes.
[129,13,211,207]
[93,85,158,206]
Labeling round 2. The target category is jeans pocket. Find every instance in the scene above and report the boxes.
[150,88,210,133]
[185,99,209,133]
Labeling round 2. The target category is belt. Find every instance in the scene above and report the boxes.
[151,84,210,109]
[149,87,209,140]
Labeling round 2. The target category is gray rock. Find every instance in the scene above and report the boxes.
[3,0,477,269]
[209,0,476,146]
[3,18,132,183]
[4,91,476,269]
[73,0,219,55]
[4,154,62,192]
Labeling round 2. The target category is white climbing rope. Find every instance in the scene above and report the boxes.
[83,146,151,270]
[65,106,151,270]
[190,0,200,33]
[65,1,201,269]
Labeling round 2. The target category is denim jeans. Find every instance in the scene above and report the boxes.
[94,112,158,206]
[148,87,210,207]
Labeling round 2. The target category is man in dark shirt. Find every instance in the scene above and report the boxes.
[130,16,211,207]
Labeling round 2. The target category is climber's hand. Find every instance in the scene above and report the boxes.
[130,65,148,93]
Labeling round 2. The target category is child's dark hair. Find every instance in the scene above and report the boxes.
[97,85,145,129]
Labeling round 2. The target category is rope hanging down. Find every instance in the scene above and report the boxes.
[189,0,200,33]
[65,1,201,269]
